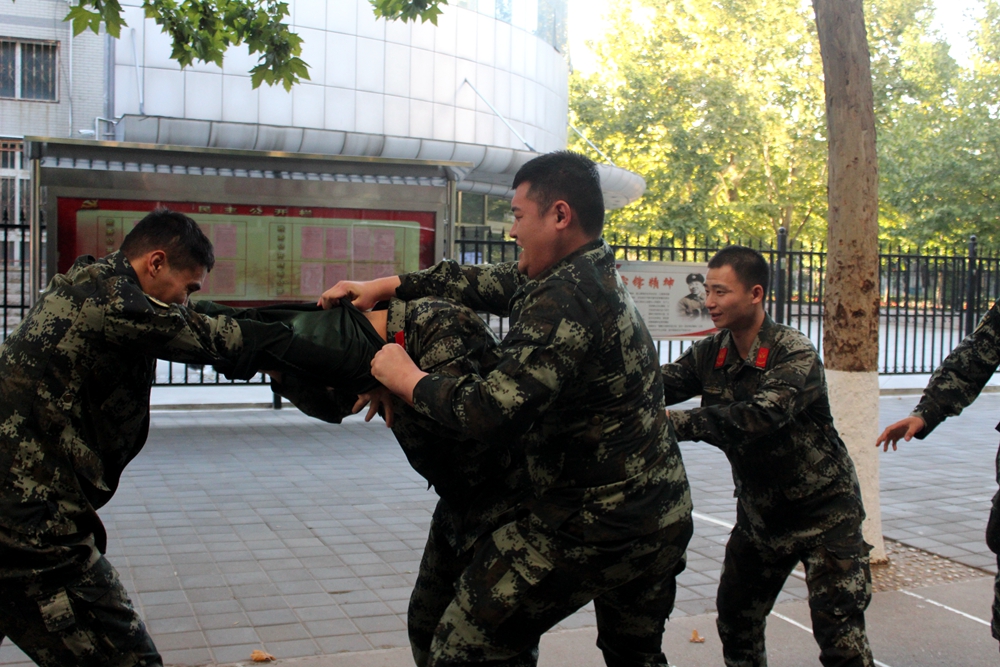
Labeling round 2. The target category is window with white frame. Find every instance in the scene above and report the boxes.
[0,39,58,101]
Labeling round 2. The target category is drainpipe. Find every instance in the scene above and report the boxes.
[131,28,144,115]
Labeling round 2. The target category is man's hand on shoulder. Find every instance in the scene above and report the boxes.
[875,416,926,452]
[319,275,401,310]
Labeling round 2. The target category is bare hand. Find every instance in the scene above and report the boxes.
[370,344,427,405]
[353,386,395,428]
[875,416,926,452]
[318,275,401,310]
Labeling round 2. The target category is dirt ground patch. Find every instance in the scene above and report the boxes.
[870,538,993,593]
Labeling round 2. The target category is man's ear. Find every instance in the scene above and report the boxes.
[750,284,765,304]
[146,250,168,277]
[551,200,572,230]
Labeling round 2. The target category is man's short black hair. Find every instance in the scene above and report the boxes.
[708,245,769,295]
[120,208,215,272]
[511,151,605,237]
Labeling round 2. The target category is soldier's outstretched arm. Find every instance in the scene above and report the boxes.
[395,260,525,316]
[906,300,1000,436]
[319,276,401,311]
[393,280,594,446]
[661,342,707,406]
[670,342,823,448]
[875,416,926,452]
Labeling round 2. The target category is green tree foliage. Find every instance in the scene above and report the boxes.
[63,0,448,91]
[571,0,961,245]
[878,0,1000,248]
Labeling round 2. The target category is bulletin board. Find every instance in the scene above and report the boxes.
[57,198,436,305]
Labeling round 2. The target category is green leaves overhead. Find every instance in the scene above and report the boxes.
[370,0,448,24]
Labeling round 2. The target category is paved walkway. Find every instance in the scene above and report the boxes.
[1,392,998,666]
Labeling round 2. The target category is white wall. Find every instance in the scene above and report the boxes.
[113,0,569,153]
[0,0,105,139]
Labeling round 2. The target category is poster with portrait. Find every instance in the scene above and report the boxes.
[615,260,719,339]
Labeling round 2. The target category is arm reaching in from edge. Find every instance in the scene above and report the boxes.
[875,416,926,452]
[319,276,401,310]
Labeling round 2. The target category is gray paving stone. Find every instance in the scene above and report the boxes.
[256,622,313,642]
[0,396,988,667]
[211,642,268,664]
[262,638,323,658]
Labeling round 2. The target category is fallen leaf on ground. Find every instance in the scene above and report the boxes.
[690,629,706,643]
[251,650,276,662]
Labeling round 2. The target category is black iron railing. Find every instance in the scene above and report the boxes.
[1,213,994,381]
[457,226,997,375]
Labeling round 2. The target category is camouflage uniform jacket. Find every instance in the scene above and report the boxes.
[662,315,864,554]
[0,252,247,580]
[910,298,1000,442]
[397,239,692,543]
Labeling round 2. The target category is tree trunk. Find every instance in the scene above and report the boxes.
[812,0,886,562]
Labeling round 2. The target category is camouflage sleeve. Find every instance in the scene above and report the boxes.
[410,278,597,445]
[911,298,1000,436]
[661,342,707,407]
[670,341,825,447]
[396,260,525,316]
[102,283,244,366]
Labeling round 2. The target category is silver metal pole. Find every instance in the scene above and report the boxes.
[446,180,457,261]
[569,124,616,166]
[29,157,42,305]
[131,28,144,115]
[462,79,536,153]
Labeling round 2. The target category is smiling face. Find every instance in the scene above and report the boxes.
[509,182,561,279]
[704,264,764,332]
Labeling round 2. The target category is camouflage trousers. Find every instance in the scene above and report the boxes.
[716,522,873,667]
[423,512,693,667]
[408,510,539,667]
[986,444,1000,643]
[0,556,161,667]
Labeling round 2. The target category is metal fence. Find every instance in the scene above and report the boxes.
[457,225,996,375]
[0,185,994,382]
[0,140,33,338]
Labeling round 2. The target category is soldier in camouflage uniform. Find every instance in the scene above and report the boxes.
[661,246,874,667]
[0,210,378,667]
[323,151,694,667]
[206,296,532,666]
[877,297,1000,653]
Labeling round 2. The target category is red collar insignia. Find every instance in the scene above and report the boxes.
[715,348,728,368]
[755,347,770,369]
[394,330,405,348]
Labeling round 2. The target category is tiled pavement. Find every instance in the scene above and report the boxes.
[878,393,998,574]
[0,392,996,666]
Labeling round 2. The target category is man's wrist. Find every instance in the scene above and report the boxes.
[395,369,428,405]
[375,275,402,301]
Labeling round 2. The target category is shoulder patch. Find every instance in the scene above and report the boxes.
[146,294,170,308]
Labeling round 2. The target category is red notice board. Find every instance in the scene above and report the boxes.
[57,198,436,304]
